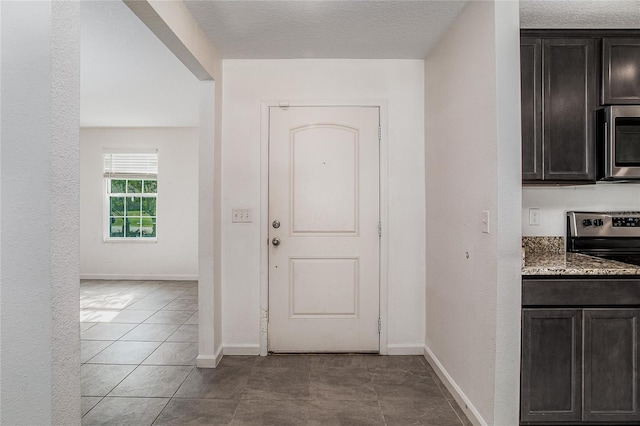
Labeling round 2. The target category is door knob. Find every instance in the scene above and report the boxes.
[272,237,281,246]
[272,220,281,229]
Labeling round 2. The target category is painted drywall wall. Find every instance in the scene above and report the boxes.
[425,2,522,425]
[1,2,80,424]
[523,184,640,236]
[81,0,201,127]
[197,81,225,367]
[52,2,82,423]
[492,3,523,424]
[213,80,224,364]
[123,2,225,367]
[222,59,426,353]
[80,127,198,280]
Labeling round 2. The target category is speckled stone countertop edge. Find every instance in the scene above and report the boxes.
[522,236,640,276]
[522,251,640,276]
[523,267,640,276]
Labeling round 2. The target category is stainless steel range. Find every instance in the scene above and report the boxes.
[567,211,640,266]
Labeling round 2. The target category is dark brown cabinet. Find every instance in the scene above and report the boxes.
[521,35,597,183]
[521,278,640,424]
[521,309,582,423]
[543,39,597,182]
[583,309,640,423]
[603,38,640,104]
[521,38,542,180]
[521,308,640,424]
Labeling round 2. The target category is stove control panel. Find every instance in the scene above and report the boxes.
[568,211,640,238]
[613,217,640,227]
[583,218,605,227]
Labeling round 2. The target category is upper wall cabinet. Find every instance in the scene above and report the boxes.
[543,38,597,182]
[521,34,597,184]
[602,38,640,104]
[521,38,542,181]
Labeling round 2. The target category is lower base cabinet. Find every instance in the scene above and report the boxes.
[521,309,582,423]
[521,308,640,424]
[583,309,640,423]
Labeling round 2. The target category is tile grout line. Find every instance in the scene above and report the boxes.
[423,357,469,426]
[150,365,196,426]
[83,283,460,425]
[227,359,258,424]
[365,358,389,426]
[447,398,469,426]
[80,280,198,424]
[81,395,106,419]
[368,362,388,426]
[81,286,162,415]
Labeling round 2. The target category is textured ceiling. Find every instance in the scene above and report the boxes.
[81,0,640,127]
[183,1,468,59]
[520,0,640,29]
[184,0,640,59]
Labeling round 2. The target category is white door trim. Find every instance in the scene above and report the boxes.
[259,100,389,356]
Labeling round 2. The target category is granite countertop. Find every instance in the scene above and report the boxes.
[522,236,640,276]
[522,251,640,276]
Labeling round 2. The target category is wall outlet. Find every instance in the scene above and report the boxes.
[232,208,252,223]
[529,208,540,226]
[482,211,490,234]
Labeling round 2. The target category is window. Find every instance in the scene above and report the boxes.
[104,152,158,240]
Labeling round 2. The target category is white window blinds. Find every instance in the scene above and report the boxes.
[103,152,158,179]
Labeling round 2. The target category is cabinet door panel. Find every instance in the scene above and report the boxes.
[521,309,582,423]
[603,38,640,104]
[521,37,542,181]
[583,309,640,422]
[543,38,596,181]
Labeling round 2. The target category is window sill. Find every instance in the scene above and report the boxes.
[104,238,158,244]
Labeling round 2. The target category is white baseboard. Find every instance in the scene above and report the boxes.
[423,345,487,426]
[196,346,223,368]
[386,344,425,355]
[223,344,261,356]
[80,274,198,281]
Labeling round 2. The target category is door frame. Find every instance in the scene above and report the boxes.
[259,100,389,356]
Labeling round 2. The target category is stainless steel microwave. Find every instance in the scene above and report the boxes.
[597,105,640,180]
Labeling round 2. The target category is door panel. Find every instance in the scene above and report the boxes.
[268,106,380,353]
[543,38,596,181]
[290,258,359,318]
[521,37,542,181]
[603,38,640,104]
[583,309,640,422]
[291,126,358,234]
[520,309,582,423]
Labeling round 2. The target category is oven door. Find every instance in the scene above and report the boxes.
[605,105,640,179]
[593,253,640,266]
[568,236,640,266]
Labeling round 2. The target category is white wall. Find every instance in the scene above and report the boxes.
[424,2,521,425]
[197,81,225,367]
[1,2,80,424]
[222,59,426,353]
[122,0,225,367]
[493,3,524,424]
[523,184,640,236]
[80,127,198,280]
[81,0,200,127]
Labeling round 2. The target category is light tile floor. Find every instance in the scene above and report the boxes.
[81,280,471,426]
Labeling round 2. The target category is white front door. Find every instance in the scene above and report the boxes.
[268,106,380,352]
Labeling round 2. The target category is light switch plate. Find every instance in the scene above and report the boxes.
[232,209,252,223]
